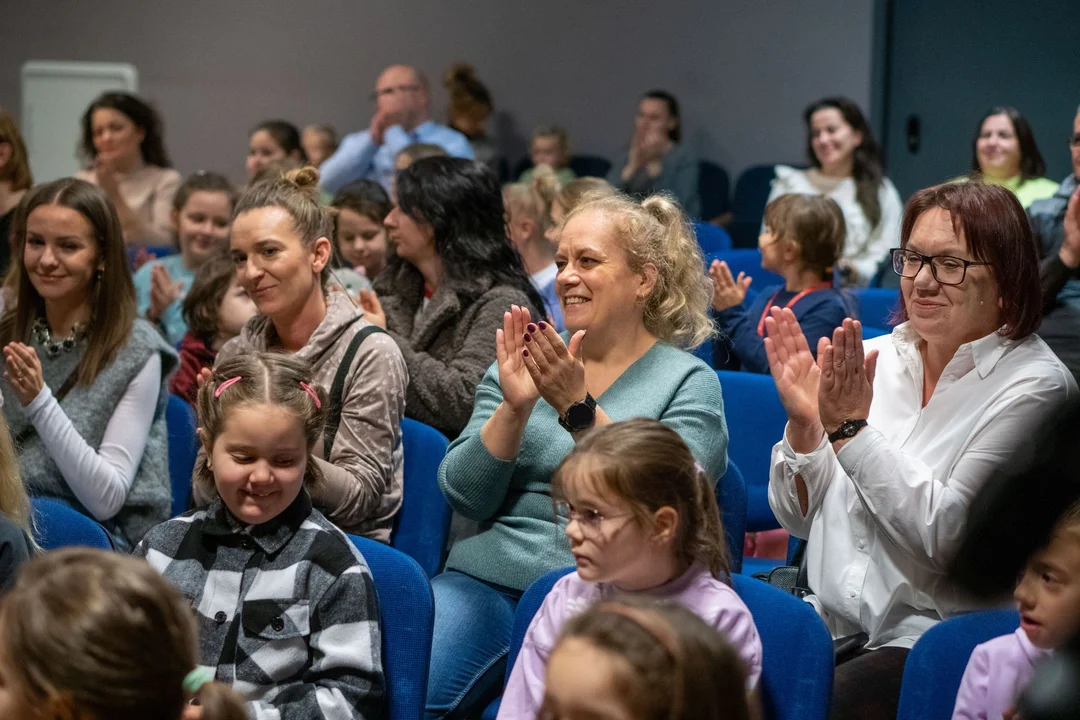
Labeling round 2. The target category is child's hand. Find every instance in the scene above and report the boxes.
[358,289,387,329]
[195,367,213,390]
[148,264,184,322]
[709,259,751,312]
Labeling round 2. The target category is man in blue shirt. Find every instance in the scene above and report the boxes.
[320,65,474,194]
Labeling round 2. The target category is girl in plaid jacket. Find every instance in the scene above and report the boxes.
[136,352,384,720]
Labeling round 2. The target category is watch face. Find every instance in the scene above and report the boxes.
[566,402,595,428]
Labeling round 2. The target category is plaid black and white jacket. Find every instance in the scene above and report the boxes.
[135,491,384,720]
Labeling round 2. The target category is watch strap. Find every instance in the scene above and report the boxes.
[558,393,597,432]
[827,419,868,444]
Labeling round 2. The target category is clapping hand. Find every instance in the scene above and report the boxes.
[1060,188,1080,268]
[496,305,541,414]
[3,343,45,407]
[522,321,587,416]
[817,318,878,436]
[148,264,184,322]
[763,307,823,434]
[709,259,752,312]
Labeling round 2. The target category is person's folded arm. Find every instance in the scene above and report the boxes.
[319,132,380,195]
[25,355,161,520]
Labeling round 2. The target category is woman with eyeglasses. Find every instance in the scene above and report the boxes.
[764,181,1075,720]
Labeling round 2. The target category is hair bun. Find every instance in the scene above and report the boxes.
[641,193,684,228]
[285,166,319,189]
[444,63,477,87]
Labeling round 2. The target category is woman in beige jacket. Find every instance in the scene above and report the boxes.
[198,167,407,542]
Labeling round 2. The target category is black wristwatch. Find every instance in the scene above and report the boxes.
[558,393,597,433]
[827,419,868,443]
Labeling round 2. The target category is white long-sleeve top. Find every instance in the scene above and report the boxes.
[767,165,904,286]
[23,354,161,521]
[768,324,1075,649]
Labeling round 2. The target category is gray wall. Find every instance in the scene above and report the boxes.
[0,0,875,185]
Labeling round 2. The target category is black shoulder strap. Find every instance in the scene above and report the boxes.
[323,325,387,460]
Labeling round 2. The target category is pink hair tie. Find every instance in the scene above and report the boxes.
[214,376,242,397]
[300,382,321,408]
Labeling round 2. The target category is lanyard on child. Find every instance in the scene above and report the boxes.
[756,282,833,336]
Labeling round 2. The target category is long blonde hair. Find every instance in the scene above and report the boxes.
[0,415,35,547]
[564,192,713,349]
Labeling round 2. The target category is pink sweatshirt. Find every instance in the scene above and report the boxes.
[952,627,1052,719]
[497,564,763,720]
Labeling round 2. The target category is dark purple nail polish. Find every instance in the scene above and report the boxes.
[522,349,529,357]
[524,333,532,342]
[527,323,537,333]
[538,321,548,330]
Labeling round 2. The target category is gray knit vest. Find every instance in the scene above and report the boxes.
[2,319,178,545]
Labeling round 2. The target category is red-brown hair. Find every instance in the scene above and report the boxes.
[895,181,1041,340]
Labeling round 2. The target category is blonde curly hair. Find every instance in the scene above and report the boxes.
[563,192,713,349]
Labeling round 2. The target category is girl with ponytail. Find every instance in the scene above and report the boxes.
[0,547,247,720]
[497,418,762,719]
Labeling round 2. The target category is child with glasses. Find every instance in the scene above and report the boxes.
[496,419,762,720]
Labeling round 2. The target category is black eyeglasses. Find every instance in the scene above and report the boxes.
[369,84,421,101]
[890,248,990,286]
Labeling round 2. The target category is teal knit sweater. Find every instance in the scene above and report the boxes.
[439,341,728,591]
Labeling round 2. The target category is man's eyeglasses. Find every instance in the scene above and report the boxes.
[890,248,990,286]
[554,502,632,537]
[370,84,421,101]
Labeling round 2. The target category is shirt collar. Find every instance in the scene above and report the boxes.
[1016,626,1054,666]
[891,322,1015,381]
[201,489,313,554]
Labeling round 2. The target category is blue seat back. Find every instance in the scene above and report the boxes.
[862,325,889,340]
[390,418,451,578]
[348,535,434,720]
[706,250,786,290]
[716,371,788,531]
[731,574,833,720]
[855,288,900,329]
[694,221,733,256]
[699,160,732,220]
[568,155,612,179]
[166,394,199,518]
[896,609,1020,720]
[717,460,747,573]
[31,497,112,550]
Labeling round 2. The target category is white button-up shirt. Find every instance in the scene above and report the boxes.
[768,323,1076,649]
